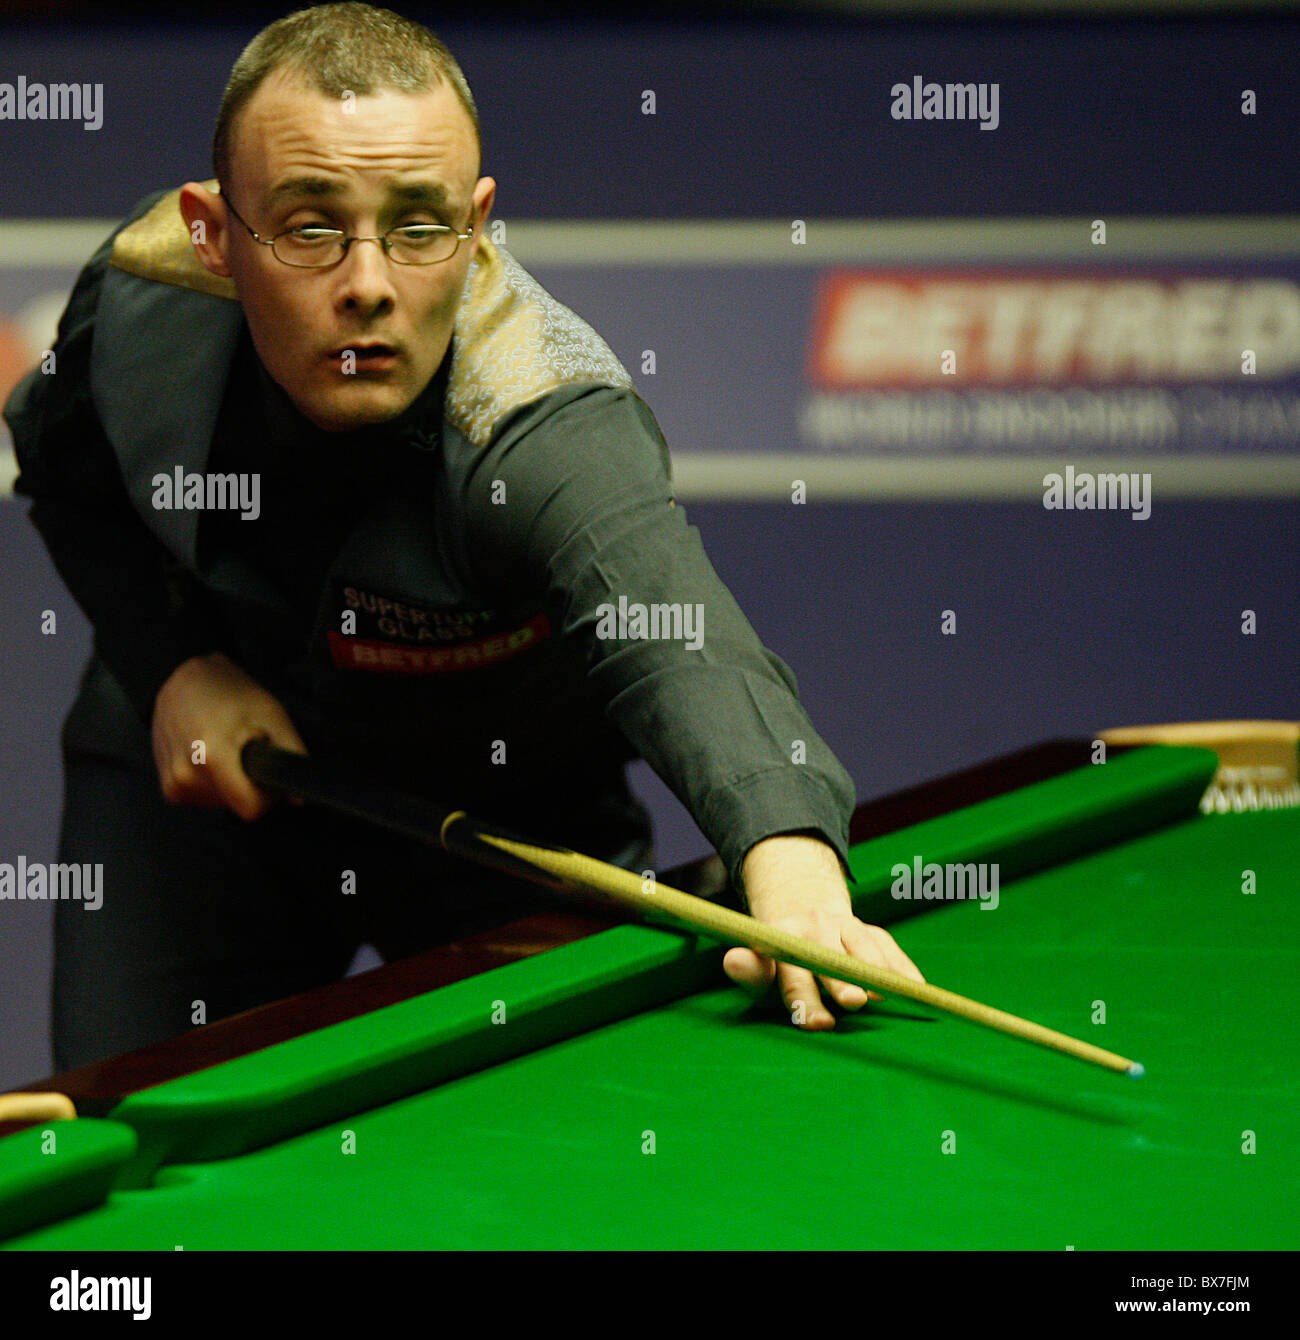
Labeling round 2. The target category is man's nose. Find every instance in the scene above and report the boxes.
[336,237,398,306]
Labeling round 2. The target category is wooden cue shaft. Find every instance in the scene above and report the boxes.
[478,832,1144,1077]
[241,742,1141,1076]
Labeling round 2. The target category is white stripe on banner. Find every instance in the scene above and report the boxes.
[2,216,1299,268]
[6,449,1293,504]
[494,217,1300,265]
[667,454,1300,501]
[0,220,123,267]
[477,217,1300,265]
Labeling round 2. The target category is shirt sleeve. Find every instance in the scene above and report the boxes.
[461,382,858,898]
[3,214,230,725]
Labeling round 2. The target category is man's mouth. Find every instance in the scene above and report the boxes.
[330,343,400,370]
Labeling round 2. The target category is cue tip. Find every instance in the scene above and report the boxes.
[1126,1062,1145,1079]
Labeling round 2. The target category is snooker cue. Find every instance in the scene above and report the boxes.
[240,739,1145,1078]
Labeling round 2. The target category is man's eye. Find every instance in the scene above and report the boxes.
[288,225,340,240]
[393,225,448,243]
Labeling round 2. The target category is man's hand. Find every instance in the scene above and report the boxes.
[724,832,925,1030]
[151,652,307,821]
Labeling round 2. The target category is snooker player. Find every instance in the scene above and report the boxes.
[5,2,923,1069]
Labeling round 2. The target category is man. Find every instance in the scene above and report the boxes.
[6,2,922,1070]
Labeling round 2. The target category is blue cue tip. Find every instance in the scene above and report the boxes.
[1127,1062,1145,1079]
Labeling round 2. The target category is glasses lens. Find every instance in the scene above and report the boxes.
[387,226,459,265]
[273,230,346,268]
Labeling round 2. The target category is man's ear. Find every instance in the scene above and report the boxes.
[179,181,233,278]
[470,177,496,254]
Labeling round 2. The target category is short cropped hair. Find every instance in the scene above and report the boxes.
[212,2,481,191]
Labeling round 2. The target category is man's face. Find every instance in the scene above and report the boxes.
[221,68,491,432]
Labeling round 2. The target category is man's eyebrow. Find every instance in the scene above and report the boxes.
[262,177,453,213]
[264,176,344,209]
[387,181,452,212]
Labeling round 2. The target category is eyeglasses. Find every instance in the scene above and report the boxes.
[222,196,475,268]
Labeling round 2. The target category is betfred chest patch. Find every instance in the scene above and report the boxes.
[328,583,551,674]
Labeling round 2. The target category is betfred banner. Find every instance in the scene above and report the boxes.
[802,268,1299,454]
[524,219,1300,499]
[4,217,1299,500]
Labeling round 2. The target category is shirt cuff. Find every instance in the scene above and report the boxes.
[698,763,856,902]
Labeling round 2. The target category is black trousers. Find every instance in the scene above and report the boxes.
[50,660,652,1071]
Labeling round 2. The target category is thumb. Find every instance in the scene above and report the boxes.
[723,946,777,997]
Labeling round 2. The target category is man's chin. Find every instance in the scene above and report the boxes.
[303,385,415,434]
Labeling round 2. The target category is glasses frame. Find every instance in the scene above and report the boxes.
[221,195,476,268]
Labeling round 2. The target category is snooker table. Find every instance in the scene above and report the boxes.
[2,738,1297,1251]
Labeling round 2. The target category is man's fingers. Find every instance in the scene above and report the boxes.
[774,961,836,1030]
[724,947,842,1027]
[160,758,230,810]
[725,920,926,1028]
[159,723,308,821]
[721,946,775,996]
[842,921,927,989]
[149,653,309,819]
[211,752,274,822]
[158,743,267,820]
[818,969,871,1010]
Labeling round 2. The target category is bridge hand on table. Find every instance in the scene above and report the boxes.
[724,832,926,1030]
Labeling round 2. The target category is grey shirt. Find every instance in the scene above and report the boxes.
[5,204,856,896]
